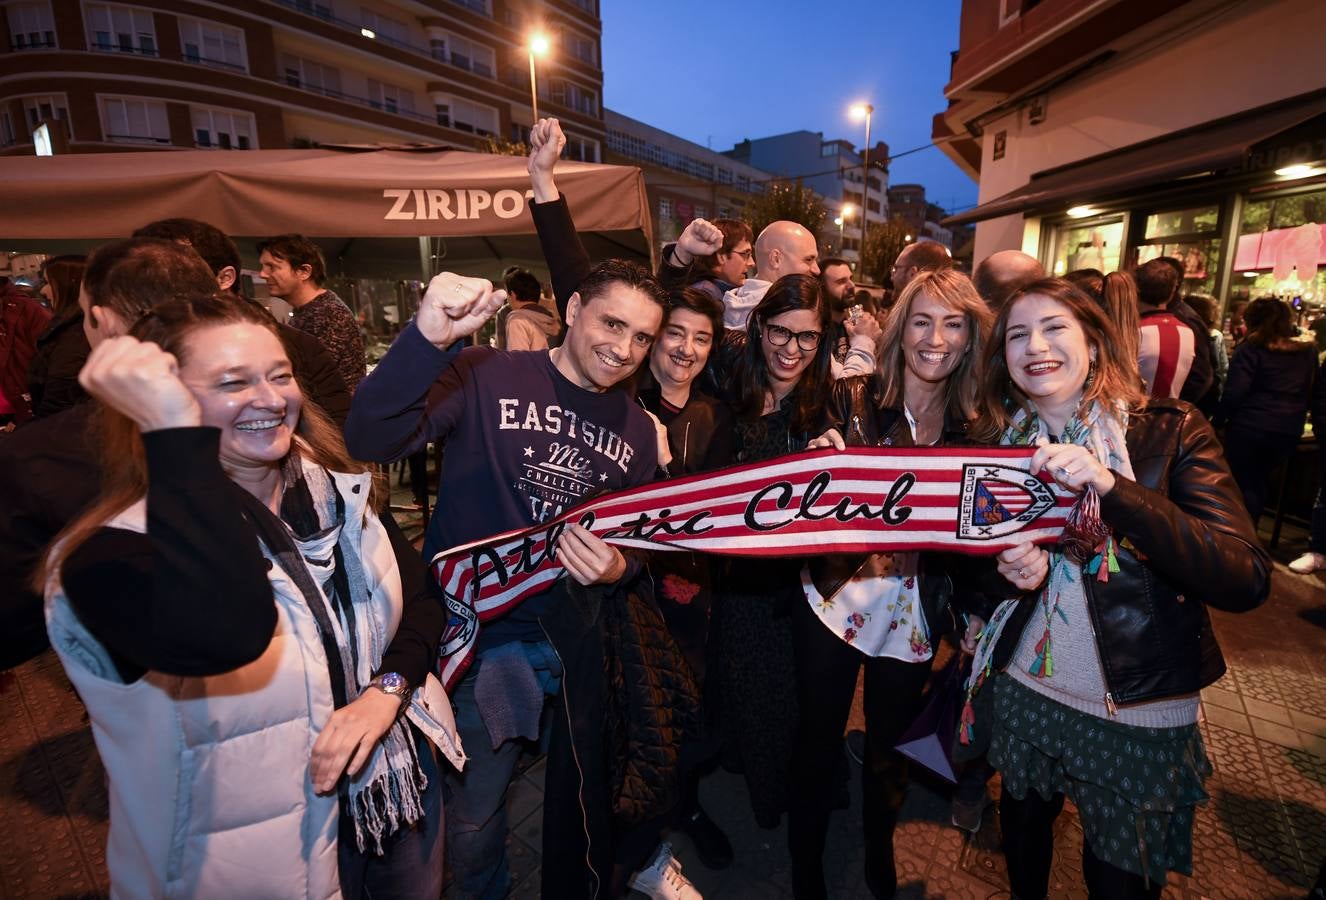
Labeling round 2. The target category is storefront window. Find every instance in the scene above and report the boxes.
[1231,188,1326,311]
[1049,217,1124,277]
[1136,204,1222,295]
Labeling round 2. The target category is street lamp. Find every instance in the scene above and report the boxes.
[837,203,854,254]
[528,33,550,122]
[850,102,873,277]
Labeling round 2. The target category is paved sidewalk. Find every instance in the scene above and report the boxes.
[1,554,1322,898]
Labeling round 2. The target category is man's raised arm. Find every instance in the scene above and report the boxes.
[345,273,504,462]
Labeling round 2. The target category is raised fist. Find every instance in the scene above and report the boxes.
[528,118,566,203]
[79,336,202,432]
[673,218,725,265]
[416,272,507,349]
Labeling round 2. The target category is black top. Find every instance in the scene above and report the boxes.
[60,427,443,685]
[27,304,91,419]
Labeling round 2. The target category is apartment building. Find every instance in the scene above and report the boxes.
[1,0,605,161]
[603,109,776,251]
[725,130,889,262]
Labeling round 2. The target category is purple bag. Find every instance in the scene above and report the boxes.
[893,652,971,784]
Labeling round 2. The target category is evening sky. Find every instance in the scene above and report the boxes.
[599,0,978,215]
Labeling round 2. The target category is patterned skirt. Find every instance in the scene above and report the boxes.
[988,675,1211,880]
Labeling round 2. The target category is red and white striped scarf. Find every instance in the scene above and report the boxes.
[431,446,1075,689]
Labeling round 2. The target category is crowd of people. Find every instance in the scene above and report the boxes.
[2,114,1321,900]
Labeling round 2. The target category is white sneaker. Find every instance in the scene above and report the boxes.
[628,843,703,900]
[1289,552,1326,574]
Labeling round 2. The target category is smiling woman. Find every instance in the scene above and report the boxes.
[41,294,456,900]
[968,277,1269,899]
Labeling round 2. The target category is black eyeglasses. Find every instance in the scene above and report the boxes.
[763,323,822,351]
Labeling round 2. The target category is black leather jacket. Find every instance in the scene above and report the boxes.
[807,375,973,638]
[986,400,1270,706]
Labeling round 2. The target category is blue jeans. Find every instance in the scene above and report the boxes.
[338,726,444,900]
[444,641,561,900]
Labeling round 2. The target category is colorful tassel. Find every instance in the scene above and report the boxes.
[959,699,976,746]
[1087,536,1120,583]
[1029,627,1053,678]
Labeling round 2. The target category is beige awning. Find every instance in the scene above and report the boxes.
[0,145,652,255]
[945,91,1326,226]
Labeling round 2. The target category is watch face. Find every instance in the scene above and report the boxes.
[379,672,407,693]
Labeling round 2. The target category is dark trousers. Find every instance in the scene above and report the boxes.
[337,727,445,900]
[1223,426,1300,526]
[1000,785,1163,900]
[1311,446,1326,554]
[787,596,933,897]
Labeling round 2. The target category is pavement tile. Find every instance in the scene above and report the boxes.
[1251,717,1310,750]
[1202,703,1254,737]
[1290,709,1326,739]
[1244,696,1295,726]
[1199,684,1243,711]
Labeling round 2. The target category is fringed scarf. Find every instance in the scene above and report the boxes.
[246,448,427,854]
[959,400,1134,743]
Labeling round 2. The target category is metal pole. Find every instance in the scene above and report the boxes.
[861,108,872,280]
[528,51,539,122]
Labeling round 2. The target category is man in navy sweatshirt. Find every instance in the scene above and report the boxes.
[345,263,664,899]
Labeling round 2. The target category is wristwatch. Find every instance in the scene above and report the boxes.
[368,672,411,705]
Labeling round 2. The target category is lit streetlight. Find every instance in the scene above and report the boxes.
[850,102,873,277]
[528,33,550,123]
[837,203,854,254]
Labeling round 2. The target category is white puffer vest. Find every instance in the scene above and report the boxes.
[45,469,464,900]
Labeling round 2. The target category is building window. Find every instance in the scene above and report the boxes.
[178,18,246,71]
[566,0,596,14]
[867,199,880,214]
[718,206,732,219]
[0,111,15,145]
[509,122,531,144]
[282,55,342,97]
[546,79,597,117]
[429,30,495,77]
[433,94,497,136]
[563,134,599,163]
[562,29,596,65]
[658,197,672,220]
[7,1,56,49]
[1232,188,1326,306]
[717,167,733,185]
[447,0,491,14]
[191,105,255,149]
[360,8,410,46]
[86,3,157,56]
[294,0,333,18]
[99,96,170,144]
[367,79,415,115]
[22,94,68,131]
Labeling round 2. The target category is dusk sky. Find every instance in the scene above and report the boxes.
[599,0,978,215]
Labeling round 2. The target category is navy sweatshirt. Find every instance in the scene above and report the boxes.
[345,323,658,646]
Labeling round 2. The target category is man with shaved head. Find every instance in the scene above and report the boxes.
[718,219,822,329]
[972,250,1045,309]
